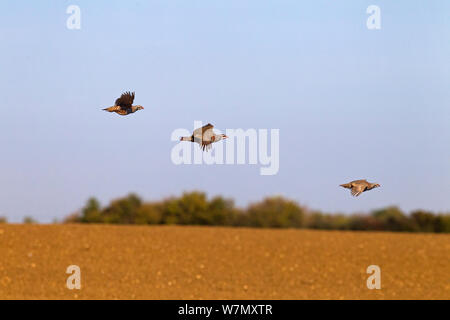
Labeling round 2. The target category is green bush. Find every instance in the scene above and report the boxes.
[306,212,351,230]
[433,214,450,233]
[176,191,210,225]
[102,194,142,224]
[80,197,102,223]
[136,203,163,225]
[246,196,305,228]
[371,206,413,232]
[23,216,37,224]
[348,214,384,231]
[208,196,237,226]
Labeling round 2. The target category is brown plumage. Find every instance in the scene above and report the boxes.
[103,91,144,116]
[180,123,228,151]
[340,179,380,197]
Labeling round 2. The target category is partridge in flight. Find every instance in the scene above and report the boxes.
[180,123,228,151]
[103,91,144,116]
[340,179,380,197]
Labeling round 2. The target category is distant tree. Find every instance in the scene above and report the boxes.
[306,211,351,230]
[349,214,384,231]
[230,207,248,227]
[136,203,163,225]
[63,191,450,233]
[0,216,7,224]
[410,210,436,232]
[102,194,142,224]
[433,214,450,233]
[329,214,352,230]
[175,191,210,225]
[208,196,237,226]
[23,216,37,224]
[63,212,81,223]
[80,197,102,223]
[305,211,327,229]
[371,206,413,232]
[160,197,181,225]
[246,196,305,228]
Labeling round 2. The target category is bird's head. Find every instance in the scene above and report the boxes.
[373,183,381,188]
[135,105,144,111]
[213,134,228,142]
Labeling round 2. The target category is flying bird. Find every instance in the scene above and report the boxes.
[180,123,228,151]
[340,179,380,197]
[103,91,144,116]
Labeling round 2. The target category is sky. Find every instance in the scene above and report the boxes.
[0,1,449,222]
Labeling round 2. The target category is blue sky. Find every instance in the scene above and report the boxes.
[0,1,449,222]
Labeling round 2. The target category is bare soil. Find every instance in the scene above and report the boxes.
[0,224,449,299]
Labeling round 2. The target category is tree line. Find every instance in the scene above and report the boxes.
[60,191,450,233]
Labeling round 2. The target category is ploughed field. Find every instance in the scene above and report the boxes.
[0,224,449,299]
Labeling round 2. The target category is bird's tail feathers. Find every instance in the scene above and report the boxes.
[103,106,119,112]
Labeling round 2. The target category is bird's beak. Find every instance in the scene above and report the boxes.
[223,135,228,139]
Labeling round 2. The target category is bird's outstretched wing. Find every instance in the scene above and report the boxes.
[351,185,365,197]
[193,123,214,139]
[192,123,215,152]
[115,91,135,109]
[352,179,368,185]
[202,123,214,133]
[202,128,215,142]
